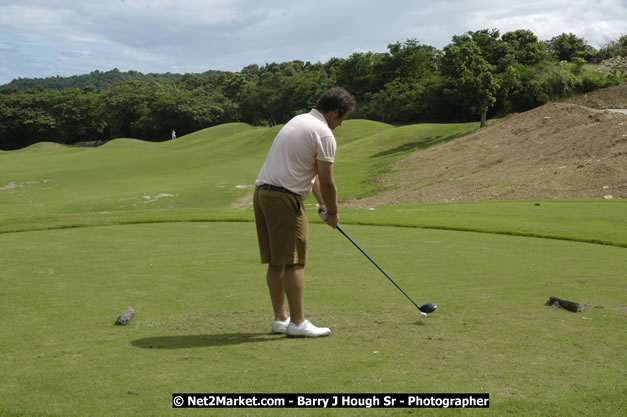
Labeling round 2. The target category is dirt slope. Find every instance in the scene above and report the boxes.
[345,82,627,206]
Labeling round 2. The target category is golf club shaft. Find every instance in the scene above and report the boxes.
[336,225,421,310]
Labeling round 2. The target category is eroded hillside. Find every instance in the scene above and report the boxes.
[344,82,627,206]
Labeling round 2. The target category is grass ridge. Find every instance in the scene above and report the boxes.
[2,216,625,249]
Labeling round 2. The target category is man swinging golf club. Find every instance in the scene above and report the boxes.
[253,87,355,337]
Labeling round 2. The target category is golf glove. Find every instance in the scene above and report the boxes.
[317,204,328,222]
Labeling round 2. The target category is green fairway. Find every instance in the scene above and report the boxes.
[1,120,625,416]
[0,120,479,234]
[0,222,625,416]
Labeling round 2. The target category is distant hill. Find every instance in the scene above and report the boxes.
[0,68,185,91]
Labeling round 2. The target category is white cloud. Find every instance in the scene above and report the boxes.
[464,0,626,46]
[0,0,625,84]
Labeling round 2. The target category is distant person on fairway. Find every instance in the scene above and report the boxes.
[171,130,176,140]
[254,87,355,338]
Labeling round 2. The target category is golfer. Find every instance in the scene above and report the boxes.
[254,87,355,337]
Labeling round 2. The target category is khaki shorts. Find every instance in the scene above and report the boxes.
[254,189,308,265]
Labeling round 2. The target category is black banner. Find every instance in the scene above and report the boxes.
[172,393,489,408]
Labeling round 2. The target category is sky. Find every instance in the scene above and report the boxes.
[0,0,625,85]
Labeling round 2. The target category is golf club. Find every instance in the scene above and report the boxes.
[336,225,437,315]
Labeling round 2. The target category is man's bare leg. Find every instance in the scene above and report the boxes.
[267,265,289,321]
[283,264,305,325]
[267,264,305,325]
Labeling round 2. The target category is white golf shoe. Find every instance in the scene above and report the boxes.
[286,320,331,338]
[271,317,290,334]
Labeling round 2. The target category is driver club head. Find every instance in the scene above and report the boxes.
[419,302,437,314]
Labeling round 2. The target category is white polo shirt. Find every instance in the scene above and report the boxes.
[255,109,336,199]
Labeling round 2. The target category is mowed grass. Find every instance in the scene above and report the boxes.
[0,222,625,417]
[0,122,280,223]
[0,120,478,234]
[3,120,625,247]
[1,120,626,416]
[346,200,627,248]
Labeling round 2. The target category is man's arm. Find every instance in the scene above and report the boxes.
[316,160,339,228]
[312,175,324,206]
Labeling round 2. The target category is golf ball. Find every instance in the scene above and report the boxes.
[420,312,427,318]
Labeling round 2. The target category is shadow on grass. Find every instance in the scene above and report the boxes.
[371,134,460,158]
[131,332,283,349]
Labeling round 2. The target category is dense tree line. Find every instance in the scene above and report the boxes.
[4,68,183,91]
[1,31,625,150]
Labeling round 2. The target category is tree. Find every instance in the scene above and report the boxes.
[455,29,503,66]
[52,88,107,144]
[0,88,59,149]
[136,86,237,140]
[441,39,500,127]
[501,29,547,65]
[547,33,597,62]
[102,81,157,138]
[238,61,333,126]
[596,34,627,61]
[335,52,387,101]
[382,39,441,81]
[238,70,287,126]
[359,75,442,123]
